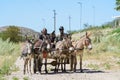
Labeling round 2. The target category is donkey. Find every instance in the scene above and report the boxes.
[33,37,51,74]
[55,36,74,72]
[21,39,34,74]
[71,32,92,72]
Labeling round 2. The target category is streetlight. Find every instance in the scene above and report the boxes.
[78,2,82,30]
[53,10,56,33]
[69,16,71,32]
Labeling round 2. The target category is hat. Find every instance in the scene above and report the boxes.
[59,26,64,30]
[42,28,47,32]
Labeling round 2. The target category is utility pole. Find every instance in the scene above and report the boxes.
[78,2,82,30]
[53,10,56,33]
[69,16,71,32]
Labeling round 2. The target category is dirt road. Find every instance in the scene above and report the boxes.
[5,57,120,80]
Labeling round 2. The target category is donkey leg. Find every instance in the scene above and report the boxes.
[23,60,26,74]
[70,55,73,71]
[29,58,32,74]
[63,58,67,72]
[54,58,57,73]
[38,56,43,74]
[24,58,27,74]
[33,55,37,74]
[57,58,60,72]
[27,58,29,73]
[26,61,28,74]
[80,54,83,72]
[60,58,63,72]
[74,55,77,72]
[45,58,48,73]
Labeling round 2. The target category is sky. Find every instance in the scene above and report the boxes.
[0,0,119,33]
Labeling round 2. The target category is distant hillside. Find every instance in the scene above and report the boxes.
[0,26,39,38]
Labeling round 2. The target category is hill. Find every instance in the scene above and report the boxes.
[0,26,39,38]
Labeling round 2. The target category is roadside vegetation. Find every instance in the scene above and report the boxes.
[0,38,20,79]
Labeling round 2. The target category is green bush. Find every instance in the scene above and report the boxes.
[0,26,22,42]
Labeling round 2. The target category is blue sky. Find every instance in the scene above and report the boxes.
[0,0,119,33]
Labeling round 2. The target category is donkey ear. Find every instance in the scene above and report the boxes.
[51,30,55,34]
[87,32,92,37]
[85,31,91,37]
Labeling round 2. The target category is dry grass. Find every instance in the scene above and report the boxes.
[82,50,120,70]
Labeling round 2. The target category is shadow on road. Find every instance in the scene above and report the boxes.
[39,68,105,75]
[75,69,104,73]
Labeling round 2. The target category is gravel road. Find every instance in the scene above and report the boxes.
[5,57,120,80]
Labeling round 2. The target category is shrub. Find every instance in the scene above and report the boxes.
[0,26,22,42]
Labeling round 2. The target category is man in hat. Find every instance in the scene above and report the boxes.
[57,26,69,41]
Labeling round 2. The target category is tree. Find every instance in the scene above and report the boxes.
[115,0,120,11]
[0,26,21,42]
[83,23,90,29]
